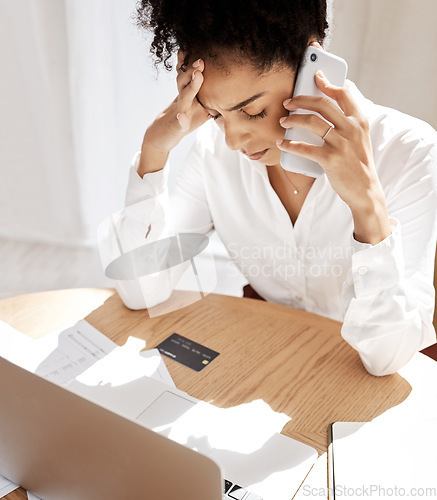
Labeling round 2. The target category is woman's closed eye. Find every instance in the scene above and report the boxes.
[242,109,267,120]
[209,109,267,121]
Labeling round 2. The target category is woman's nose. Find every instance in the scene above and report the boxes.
[224,122,251,152]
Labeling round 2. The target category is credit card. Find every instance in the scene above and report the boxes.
[156,333,219,372]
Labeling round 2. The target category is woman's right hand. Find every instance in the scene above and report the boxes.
[138,52,210,176]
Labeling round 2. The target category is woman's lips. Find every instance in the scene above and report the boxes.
[245,148,269,161]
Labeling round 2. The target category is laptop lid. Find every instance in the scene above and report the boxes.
[0,356,223,500]
[67,354,318,500]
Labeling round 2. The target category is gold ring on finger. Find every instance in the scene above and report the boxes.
[322,124,334,141]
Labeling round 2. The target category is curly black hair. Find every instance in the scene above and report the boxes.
[135,0,329,73]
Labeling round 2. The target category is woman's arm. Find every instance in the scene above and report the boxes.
[101,55,214,311]
[277,72,391,246]
[109,146,214,312]
[137,54,211,176]
[277,75,437,375]
[340,128,437,375]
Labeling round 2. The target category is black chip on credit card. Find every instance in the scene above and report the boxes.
[156,333,220,372]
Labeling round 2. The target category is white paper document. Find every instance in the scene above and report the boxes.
[33,320,118,385]
[75,335,175,388]
[0,319,173,387]
[0,319,116,385]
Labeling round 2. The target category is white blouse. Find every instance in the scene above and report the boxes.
[104,82,437,376]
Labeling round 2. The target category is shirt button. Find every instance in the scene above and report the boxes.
[357,266,368,276]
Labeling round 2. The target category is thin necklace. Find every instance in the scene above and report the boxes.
[284,173,315,195]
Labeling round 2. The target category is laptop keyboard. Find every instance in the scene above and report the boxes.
[223,479,263,499]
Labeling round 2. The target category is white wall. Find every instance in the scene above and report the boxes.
[0,0,435,251]
[329,0,437,129]
[0,0,191,248]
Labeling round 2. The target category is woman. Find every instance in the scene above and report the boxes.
[104,0,436,376]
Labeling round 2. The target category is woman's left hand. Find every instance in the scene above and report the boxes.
[277,72,391,245]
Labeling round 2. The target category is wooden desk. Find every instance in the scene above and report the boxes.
[0,288,415,500]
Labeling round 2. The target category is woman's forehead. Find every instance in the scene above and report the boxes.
[198,61,294,110]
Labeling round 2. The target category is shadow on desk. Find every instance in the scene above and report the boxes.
[0,288,427,500]
[85,291,413,455]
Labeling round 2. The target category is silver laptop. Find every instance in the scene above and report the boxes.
[0,355,317,499]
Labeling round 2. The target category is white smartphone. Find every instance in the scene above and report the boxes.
[280,46,348,177]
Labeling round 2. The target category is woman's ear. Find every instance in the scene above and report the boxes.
[310,40,323,49]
